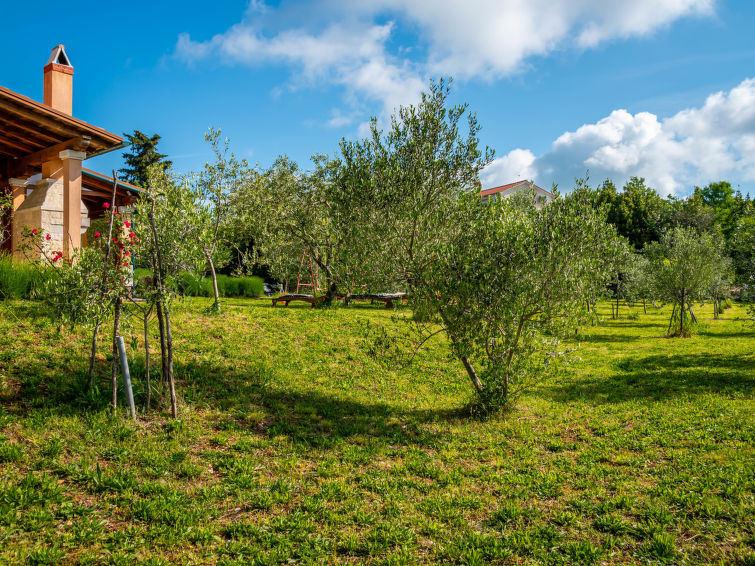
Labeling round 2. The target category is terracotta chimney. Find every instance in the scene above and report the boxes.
[43,45,73,115]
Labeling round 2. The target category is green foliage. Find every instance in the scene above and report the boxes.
[663,187,715,234]
[0,254,50,299]
[416,191,619,410]
[605,176,667,250]
[730,213,755,286]
[119,130,172,187]
[175,272,263,298]
[645,227,729,336]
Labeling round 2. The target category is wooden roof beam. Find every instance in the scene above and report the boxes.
[16,136,91,169]
[0,137,36,154]
[0,116,61,145]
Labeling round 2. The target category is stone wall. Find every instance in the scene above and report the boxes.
[13,177,89,259]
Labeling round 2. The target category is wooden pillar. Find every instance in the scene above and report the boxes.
[10,178,27,210]
[8,178,28,252]
[59,149,85,256]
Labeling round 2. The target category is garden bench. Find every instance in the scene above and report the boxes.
[271,294,325,307]
[343,293,406,309]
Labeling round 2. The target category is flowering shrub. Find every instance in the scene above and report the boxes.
[18,207,137,327]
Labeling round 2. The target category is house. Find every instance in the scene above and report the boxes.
[0,45,139,259]
[480,180,554,209]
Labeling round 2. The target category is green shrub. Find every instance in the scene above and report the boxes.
[236,276,264,297]
[176,272,211,297]
[172,272,263,298]
[0,254,50,299]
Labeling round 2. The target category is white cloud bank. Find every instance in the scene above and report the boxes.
[175,0,713,117]
[174,1,748,194]
[482,78,755,195]
[362,0,713,78]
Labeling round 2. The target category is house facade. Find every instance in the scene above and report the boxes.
[1,45,139,259]
[480,180,554,209]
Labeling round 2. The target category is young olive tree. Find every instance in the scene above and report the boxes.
[623,252,652,314]
[413,192,619,410]
[644,227,727,336]
[19,196,137,413]
[338,78,494,293]
[338,79,620,410]
[132,164,200,417]
[187,128,249,312]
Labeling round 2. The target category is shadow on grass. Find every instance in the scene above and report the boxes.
[175,359,464,448]
[3,354,464,449]
[571,333,643,344]
[541,353,755,404]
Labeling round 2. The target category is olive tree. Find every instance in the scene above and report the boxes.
[132,164,200,417]
[411,192,618,409]
[338,78,493,292]
[644,227,727,336]
[248,154,351,302]
[338,79,619,410]
[186,128,250,312]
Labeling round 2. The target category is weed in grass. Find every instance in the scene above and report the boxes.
[593,514,634,535]
[489,499,525,526]
[562,540,604,565]
[638,531,678,563]
[0,441,23,463]
[551,510,579,527]
[25,545,66,565]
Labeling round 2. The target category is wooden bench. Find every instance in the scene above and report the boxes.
[343,293,406,309]
[271,294,325,308]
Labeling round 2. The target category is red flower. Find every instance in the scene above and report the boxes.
[103,202,110,209]
[45,234,51,241]
[52,256,59,262]
[94,232,101,238]
[32,229,38,235]
[124,221,131,228]
[128,232,135,239]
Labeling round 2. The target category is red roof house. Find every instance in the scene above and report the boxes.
[481,180,554,208]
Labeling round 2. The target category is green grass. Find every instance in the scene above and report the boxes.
[0,254,50,299]
[0,298,752,564]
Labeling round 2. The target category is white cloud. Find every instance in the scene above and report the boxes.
[174,0,714,121]
[483,78,755,195]
[354,0,713,78]
[481,149,536,187]
[175,19,425,120]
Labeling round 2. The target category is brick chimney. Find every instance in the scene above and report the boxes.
[43,45,73,115]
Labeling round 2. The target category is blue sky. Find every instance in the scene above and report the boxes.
[2,0,754,196]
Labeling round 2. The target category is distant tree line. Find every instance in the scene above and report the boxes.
[576,176,753,286]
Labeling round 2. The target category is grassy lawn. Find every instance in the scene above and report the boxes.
[0,297,752,565]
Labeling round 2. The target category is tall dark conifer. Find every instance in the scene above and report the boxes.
[119,131,172,187]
